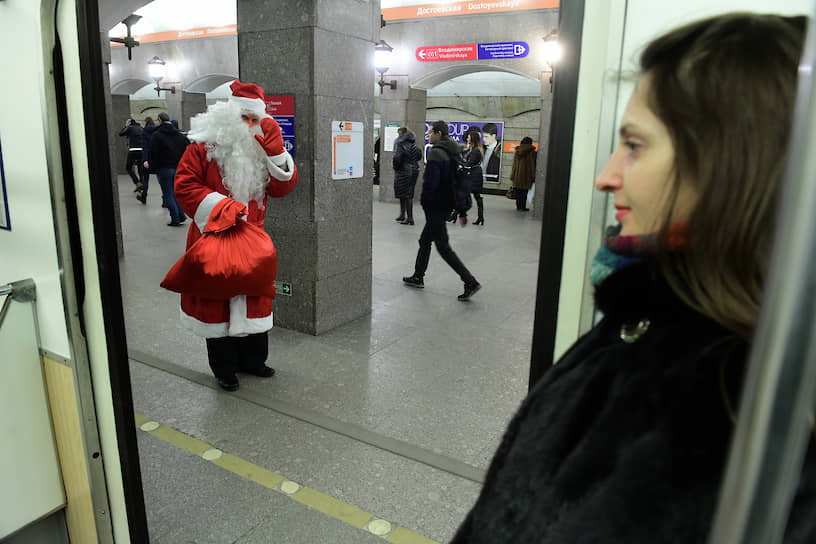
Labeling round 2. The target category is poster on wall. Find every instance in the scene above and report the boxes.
[383,124,401,152]
[264,95,295,157]
[331,121,364,180]
[424,121,504,184]
[0,135,9,230]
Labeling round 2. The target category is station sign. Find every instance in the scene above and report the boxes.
[264,95,295,157]
[416,41,529,62]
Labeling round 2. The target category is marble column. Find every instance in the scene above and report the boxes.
[377,77,427,203]
[237,0,379,335]
[533,73,554,220]
[104,30,126,258]
[164,90,206,131]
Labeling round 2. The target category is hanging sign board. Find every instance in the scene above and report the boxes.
[264,95,295,157]
[0,135,9,230]
[416,41,529,62]
[383,0,558,21]
[331,121,364,180]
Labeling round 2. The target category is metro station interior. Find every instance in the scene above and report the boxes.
[2,1,815,543]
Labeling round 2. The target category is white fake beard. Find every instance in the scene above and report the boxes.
[187,100,268,208]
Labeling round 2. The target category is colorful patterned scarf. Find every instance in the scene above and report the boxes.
[589,222,688,287]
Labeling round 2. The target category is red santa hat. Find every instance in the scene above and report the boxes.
[229,79,268,116]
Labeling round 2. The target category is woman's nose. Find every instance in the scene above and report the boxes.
[595,147,624,192]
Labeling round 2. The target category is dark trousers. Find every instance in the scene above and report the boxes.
[206,332,269,379]
[125,150,145,186]
[473,191,484,219]
[156,167,184,223]
[515,188,529,210]
[414,209,476,284]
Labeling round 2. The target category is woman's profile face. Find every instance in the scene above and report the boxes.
[595,76,697,236]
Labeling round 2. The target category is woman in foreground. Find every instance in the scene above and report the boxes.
[452,12,815,543]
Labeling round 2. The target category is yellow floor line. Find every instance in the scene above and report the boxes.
[134,412,441,544]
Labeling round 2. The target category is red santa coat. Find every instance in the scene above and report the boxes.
[173,142,297,337]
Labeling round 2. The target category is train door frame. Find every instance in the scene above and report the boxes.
[71,0,587,540]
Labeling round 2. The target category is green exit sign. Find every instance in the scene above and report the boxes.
[275,281,292,296]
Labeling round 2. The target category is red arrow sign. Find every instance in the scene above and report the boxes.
[415,44,477,62]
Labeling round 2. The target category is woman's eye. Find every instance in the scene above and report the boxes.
[624,140,641,152]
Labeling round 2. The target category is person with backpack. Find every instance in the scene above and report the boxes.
[392,126,422,225]
[402,120,481,300]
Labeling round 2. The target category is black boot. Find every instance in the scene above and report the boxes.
[401,198,414,225]
[396,198,406,222]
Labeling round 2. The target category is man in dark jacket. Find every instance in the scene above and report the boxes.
[137,117,158,205]
[118,118,145,192]
[402,120,480,300]
[147,112,189,226]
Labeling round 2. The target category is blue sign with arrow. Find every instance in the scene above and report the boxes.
[478,41,529,60]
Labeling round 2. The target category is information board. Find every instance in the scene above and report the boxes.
[331,121,364,180]
[264,95,295,157]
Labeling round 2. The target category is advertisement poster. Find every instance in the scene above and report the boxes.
[424,121,504,183]
[383,124,401,152]
[0,135,9,230]
[264,95,295,157]
[331,121,364,180]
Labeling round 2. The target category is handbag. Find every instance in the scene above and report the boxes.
[505,187,517,199]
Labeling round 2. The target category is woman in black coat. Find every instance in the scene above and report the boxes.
[460,130,485,225]
[392,127,422,225]
[452,13,815,544]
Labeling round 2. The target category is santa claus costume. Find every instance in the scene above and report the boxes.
[172,80,297,390]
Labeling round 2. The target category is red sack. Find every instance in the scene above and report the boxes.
[161,199,277,299]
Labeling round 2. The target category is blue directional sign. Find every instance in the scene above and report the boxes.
[274,116,295,157]
[478,41,529,60]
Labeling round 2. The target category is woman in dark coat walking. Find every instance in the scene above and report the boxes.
[452,13,814,544]
[509,136,536,211]
[392,127,422,225]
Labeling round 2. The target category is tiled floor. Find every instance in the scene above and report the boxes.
[120,176,541,543]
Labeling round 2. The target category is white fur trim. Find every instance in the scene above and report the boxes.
[195,192,227,232]
[180,308,229,337]
[180,296,274,338]
[227,296,275,336]
[266,152,295,181]
[229,96,266,115]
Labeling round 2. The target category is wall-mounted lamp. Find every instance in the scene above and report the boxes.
[541,30,563,93]
[374,40,397,91]
[147,56,176,97]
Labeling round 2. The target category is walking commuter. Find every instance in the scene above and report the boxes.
[148,112,188,226]
[137,116,157,205]
[403,120,480,300]
[509,136,536,211]
[452,13,815,543]
[392,126,422,225]
[118,117,145,192]
[170,80,298,392]
[460,130,485,225]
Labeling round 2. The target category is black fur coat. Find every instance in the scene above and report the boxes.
[452,260,815,543]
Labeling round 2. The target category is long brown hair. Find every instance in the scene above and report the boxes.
[642,13,806,338]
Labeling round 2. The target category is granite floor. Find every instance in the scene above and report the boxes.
[119,175,542,543]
